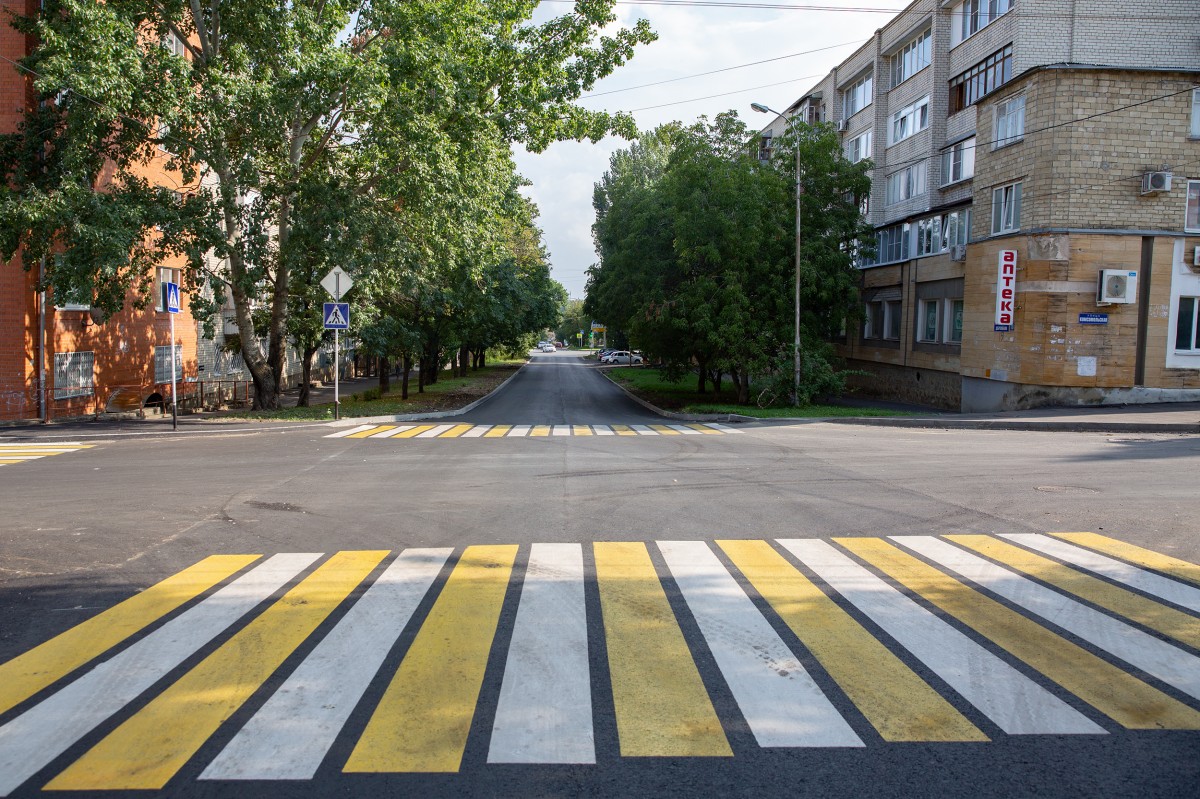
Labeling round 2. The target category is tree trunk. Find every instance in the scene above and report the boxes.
[379,356,390,394]
[417,354,426,393]
[478,349,486,369]
[710,370,723,399]
[401,352,411,400]
[736,370,751,405]
[458,344,469,378]
[696,358,707,395]
[297,343,318,407]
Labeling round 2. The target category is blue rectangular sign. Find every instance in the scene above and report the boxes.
[164,281,181,314]
[323,302,350,330]
[1079,313,1108,325]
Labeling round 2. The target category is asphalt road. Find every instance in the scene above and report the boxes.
[1,349,1199,799]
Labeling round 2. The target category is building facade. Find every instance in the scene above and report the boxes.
[760,0,1200,410]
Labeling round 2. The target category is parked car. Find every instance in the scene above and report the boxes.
[539,343,555,352]
[606,350,643,364]
[596,349,613,361]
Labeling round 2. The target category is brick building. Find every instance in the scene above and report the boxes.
[758,0,1200,410]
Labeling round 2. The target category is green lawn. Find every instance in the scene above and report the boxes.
[604,366,914,419]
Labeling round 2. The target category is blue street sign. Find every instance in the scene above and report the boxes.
[164,282,181,314]
[1079,313,1108,325]
[323,302,350,330]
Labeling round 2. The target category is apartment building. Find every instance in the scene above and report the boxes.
[761,0,1200,410]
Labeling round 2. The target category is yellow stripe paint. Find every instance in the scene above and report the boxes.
[947,535,1200,651]
[439,424,474,438]
[483,425,512,438]
[347,426,395,438]
[593,542,731,757]
[47,550,387,790]
[686,424,722,435]
[1052,533,1200,587]
[392,424,436,438]
[610,425,638,437]
[649,425,680,435]
[573,425,593,436]
[0,555,259,717]
[345,545,518,773]
[530,425,551,437]
[720,539,985,742]
[840,537,1200,730]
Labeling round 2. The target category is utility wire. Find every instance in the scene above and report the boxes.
[624,74,825,111]
[544,0,1200,20]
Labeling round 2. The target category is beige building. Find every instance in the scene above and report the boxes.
[760,0,1200,410]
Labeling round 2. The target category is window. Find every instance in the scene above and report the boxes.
[1191,89,1200,137]
[758,134,773,162]
[1177,297,1200,352]
[940,137,976,185]
[53,351,94,400]
[864,301,883,339]
[917,298,964,344]
[843,73,873,119]
[941,208,972,249]
[156,267,181,312]
[949,45,1012,114]
[163,31,187,58]
[845,129,872,163]
[885,162,927,206]
[991,181,1022,234]
[876,222,911,264]
[884,300,902,340]
[155,345,183,384]
[889,96,929,145]
[916,216,943,256]
[948,299,964,343]
[892,29,931,87]
[994,94,1026,148]
[1186,180,1200,233]
[950,0,1012,47]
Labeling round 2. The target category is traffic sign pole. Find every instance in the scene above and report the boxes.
[334,274,340,420]
[170,311,177,430]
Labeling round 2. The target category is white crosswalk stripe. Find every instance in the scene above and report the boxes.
[323,423,736,439]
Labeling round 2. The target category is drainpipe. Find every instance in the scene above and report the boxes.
[38,255,46,422]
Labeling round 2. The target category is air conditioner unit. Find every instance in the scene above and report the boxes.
[836,119,848,132]
[950,244,967,262]
[1140,171,1172,195]
[1096,269,1137,305]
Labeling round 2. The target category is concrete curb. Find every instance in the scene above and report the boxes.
[325,361,526,427]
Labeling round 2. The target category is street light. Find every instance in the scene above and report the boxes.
[752,102,802,407]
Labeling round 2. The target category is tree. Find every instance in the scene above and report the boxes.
[0,0,655,408]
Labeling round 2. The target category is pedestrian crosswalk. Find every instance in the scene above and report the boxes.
[1,533,1198,792]
[0,441,93,466]
[325,422,740,439]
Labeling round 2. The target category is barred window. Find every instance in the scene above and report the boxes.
[54,351,94,400]
[155,345,183,384]
[949,45,1012,114]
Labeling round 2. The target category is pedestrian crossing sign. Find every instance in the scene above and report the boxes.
[164,282,181,314]
[323,302,350,330]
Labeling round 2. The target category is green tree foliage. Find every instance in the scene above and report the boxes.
[0,0,654,408]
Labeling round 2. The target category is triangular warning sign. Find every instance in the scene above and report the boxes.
[325,304,347,326]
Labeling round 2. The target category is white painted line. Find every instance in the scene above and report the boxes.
[657,540,863,748]
[631,425,657,435]
[895,536,1200,703]
[325,425,377,438]
[707,424,742,434]
[778,539,1104,736]
[507,425,532,437]
[489,544,594,764]
[1000,534,1200,614]
[0,553,320,797]
[552,425,571,437]
[0,455,46,461]
[416,424,454,438]
[591,426,614,436]
[0,448,80,454]
[669,425,701,435]
[461,425,491,438]
[201,548,451,780]
[370,426,413,438]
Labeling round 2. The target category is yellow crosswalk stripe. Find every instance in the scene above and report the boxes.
[839,537,1200,731]
[593,542,731,757]
[325,424,729,439]
[687,424,722,434]
[947,535,1200,650]
[0,555,259,717]
[346,426,395,438]
[649,424,680,435]
[530,425,551,437]
[345,545,518,773]
[1052,532,1200,587]
[719,539,986,742]
[573,425,593,436]
[47,551,387,790]
[391,424,436,438]
[438,424,474,438]
[483,425,512,437]
[610,425,638,436]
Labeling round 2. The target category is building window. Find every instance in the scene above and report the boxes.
[53,351,94,399]
[949,45,1012,114]
[886,161,927,206]
[992,181,1022,234]
[916,298,964,344]
[1177,297,1200,353]
[940,138,976,186]
[884,300,902,340]
[845,129,872,163]
[1191,89,1200,138]
[950,0,1012,47]
[758,134,773,162]
[994,94,1026,148]
[155,345,183,384]
[892,29,931,87]
[163,31,187,58]
[942,208,972,249]
[864,301,883,339]
[1187,180,1200,233]
[843,73,873,119]
[889,96,929,145]
[916,216,943,256]
[156,267,181,312]
[876,222,911,264]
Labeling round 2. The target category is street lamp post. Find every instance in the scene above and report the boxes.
[752,102,802,407]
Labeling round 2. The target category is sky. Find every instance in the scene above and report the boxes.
[513,0,908,299]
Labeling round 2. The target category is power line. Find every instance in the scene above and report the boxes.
[625,74,824,111]
[546,0,1200,20]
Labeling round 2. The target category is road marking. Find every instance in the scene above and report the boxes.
[649,425,680,435]
[593,542,731,758]
[347,425,396,438]
[1052,532,1200,586]
[687,423,723,434]
[326,424,377,438]
[530,425,552,437]
[202,548,451,780]
[592,426,614,436]
[669,424,701,434]
[903,536,1200,703]
[946,535,1200,651]
[324,424,736,440]
[841,537,1200,731]
[0,555,259,718]
[345,545,518,773]
[508,425,532,437]
[719,540,985,742]
[658,541,863,747]
[1001,533,1200,614]
[778,538,1105,736]
[0,442,94,466]
[462,425,491,438]
[48,551,387,790]
[552,425,571,437]
[439,424,475,438]
[572,425,593,436]
[392,424,436,438]
[0,553,320,797]
[485,425,513,437]
[376,425,416,437]
[489,544,594,764]
[611,425,637,436]
[631,425,657,435]
[416,424,454,438]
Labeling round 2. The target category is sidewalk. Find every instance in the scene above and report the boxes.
[819,401,1200,434]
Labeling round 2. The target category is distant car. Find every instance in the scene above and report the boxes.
[596,349,613,361]
[536,341,549,349]
[606,350,643,364]
[539,343,555,352]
